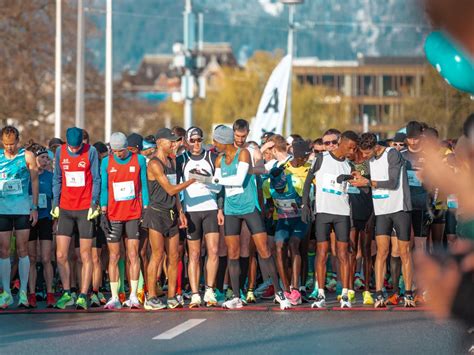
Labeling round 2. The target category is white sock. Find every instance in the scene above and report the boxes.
[0,258,11,295]
[110,281,119,300]
[318,288,325,298]
[130,280,138,298]
[19,256,30,293]
[342,288,348,296]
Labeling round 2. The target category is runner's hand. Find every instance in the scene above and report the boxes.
[217,209,225,226]
[30,209,38,227]
[178,211,187,229]
[301,204,312,224]
[50,206,60,219]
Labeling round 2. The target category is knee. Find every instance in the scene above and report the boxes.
[289,241,300,255]
[109,251,120,265]
[189,249,201,264]
[80,250,92,263]
[127,250,139,263]
[168,253,179,266]
[207,245,218,259]
[92,253,100,265]
[56,250,68,264]
[16,245,28,258]
[377,247,390,260]
[41,254,51,265]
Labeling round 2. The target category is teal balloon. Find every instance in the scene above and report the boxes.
[424,31,474,94]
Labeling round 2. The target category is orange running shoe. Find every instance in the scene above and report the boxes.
[386,293,400,305]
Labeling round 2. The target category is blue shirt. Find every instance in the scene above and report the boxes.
[30,170,53,220]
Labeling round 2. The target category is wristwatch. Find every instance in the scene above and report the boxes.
[31,205,38,211]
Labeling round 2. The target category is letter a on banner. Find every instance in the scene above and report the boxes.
[250,55,292,142]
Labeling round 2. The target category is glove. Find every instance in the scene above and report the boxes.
[100,212,112,234]
[50,206,60,219]
[301,204,312,224]
[87,204,100,221]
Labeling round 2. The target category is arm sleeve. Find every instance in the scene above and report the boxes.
[374,149,402,190]
[89,147,101,205]
[214,161,250,187]
[176,154,184,184]
[217,188,224,209]
[138,155,149,207]
[100,157,109,208]
[302,154,322,206]
[52,149,62,207]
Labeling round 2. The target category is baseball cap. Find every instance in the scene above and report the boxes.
[127,133,143,151]
[48,137,63,149]
[155,128,180,141]
[66,127,83,148]
[393,132,407,143]
[109,132,128,150]
[292,140,311,159]
[186,127,204,141]
[142,135,157,150]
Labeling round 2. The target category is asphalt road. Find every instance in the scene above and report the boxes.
[0,307,470,354]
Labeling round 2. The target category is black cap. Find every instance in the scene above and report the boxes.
[155,128,180,141]
[406,121,423,139]
[127,133,143,151]
[93,141,109,155]
[48,137,63,149]
[393,132,406,143]
[292,140,311,159]
[186,127,204,141]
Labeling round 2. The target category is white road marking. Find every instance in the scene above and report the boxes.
[153,319,206,340]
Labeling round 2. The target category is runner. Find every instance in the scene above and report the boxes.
[100,132,148,309]
[302,131,359,309]
[176,127,223,308]
[52,127,101,310]
[212,125,291,310]
[143,128,195,310]
[0,126,39,309]
[26,145,55,308]
[390,133,406,152]
[351,133,416,308]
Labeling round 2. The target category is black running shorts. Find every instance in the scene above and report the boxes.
[28,218,53,241]
[106,219,140,243]
[224,209,266,236]
[0,214,30,232]
[315,213,350,243]
[375,211,411,241]
[185,210,219,241]
[143,207,179,238]
[57,209,94,239]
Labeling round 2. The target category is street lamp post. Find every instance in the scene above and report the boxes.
[75,0,85,128]
[54,0,62,138]
[105,0,113,142]
[280,0,303,137]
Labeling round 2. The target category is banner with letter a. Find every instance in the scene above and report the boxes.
[249,55,291,142]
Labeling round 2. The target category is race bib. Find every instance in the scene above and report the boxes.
[65,171,85,187]
[167,174,177,185]
[321,174,344,196]
[347,185,360,194]
[30,193,48,209]
[274,198,300,218]
[0,179,23,196]
[407,170,422,187]
[113,181,136,201]
[225,186,244,197]
[447,194,458,209]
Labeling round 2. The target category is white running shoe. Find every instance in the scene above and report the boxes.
[311,294,326,309]
[203,288,217,307]
[123,295,141,309]
[340,294,352,308]
[104,297,122,310]
[189,293,202,308]
[176,294,185,306]
[274,291,291,310]
[222,297,243,309]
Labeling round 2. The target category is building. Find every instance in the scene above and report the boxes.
[293,56,427,134]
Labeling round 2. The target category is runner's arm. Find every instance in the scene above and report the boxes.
[371,149,402,190]
[148,159,195,196]
[213,149,250,187]
[302,154,322,206]
[99,157,109,208]
[138,155,149,208]
[25,150,39,207]
[52,149,62,207]
[89,147,101,206]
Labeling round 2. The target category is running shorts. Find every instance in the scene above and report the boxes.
[315,213,350,243]
[224,208,266,236]
[57,209,94,239]
[28,218,53,241]
[106,219,140,243]
[275,217,308,243]
[375,211,411,241]
[143,207,179,238]
[0,214,30,232]
[185,210,219,241]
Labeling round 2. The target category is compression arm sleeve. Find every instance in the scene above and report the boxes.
[89,147,101,205]
[138,155,149,207]
[52,149,62,207]
[214,162,250,187]
[100,157,109,208]
[374,149,402,190]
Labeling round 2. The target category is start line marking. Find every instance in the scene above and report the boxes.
[153,319,206,340]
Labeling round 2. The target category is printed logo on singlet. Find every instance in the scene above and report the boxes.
[63,165,69,170]
[78,161,86,168]
[62,159,70,164]
[110,167,117,173]
[130,166,135,173]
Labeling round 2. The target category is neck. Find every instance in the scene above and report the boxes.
[332,148,345,160]
[224,144,237,156]
[4,149,19,158]
[190,148,203,156]
[274,151,289,163]
[155,149,168,161]
[408,145,422,153]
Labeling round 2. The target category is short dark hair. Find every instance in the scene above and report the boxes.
[82,129,90,144]
[341,130,359,144]
[423,127,439,139]
[232,119,249,132]
[463,113,474,138]
[171,126,186,138]
[1,126,20,140]
[359,133,377,150]
[289,134,303,141]
[313,138,323,145]
[323,128,341,137]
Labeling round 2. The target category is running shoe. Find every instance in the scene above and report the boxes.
[70,291,78,303]
[340,294,352,308]
[118,292,126,304]
[354,276,365,291]
[240,290,248,305]
[311,294,326,309]
[167,297,183,309]
[54,292,74,309]
[348,290,356,304]
[254,279,272,295]
[363,291,374,305]
[18,290,29,308]
[176,294,185,307]
[308,288,318,300]
[144,296,166,310]
[386,293,401,306]
[222,297,243,309]
[288,289,302,306]
[204,288,218,307]
[225,288,233,301]
[299,288,309,303]
[326,278,337,292]
[245,290,257,304]
[374,294,387,308]
[261,285,275,300]
[189,293,202,308]
[98,292,107,305]
[183,290,192,300]
[11,279,20,295]
[215,290,225,305]
[0,291,13,309]
[28,293,37,308]
[36,289,46,301]
[90,293,101,308]
[76,295,88,310]
[404,294,416,308]
[123,295,141,309]
[275,291,291,310]
[305,278,314,291]
[104,297,122,310]
[137,289,145,305]
[46,293,55,308]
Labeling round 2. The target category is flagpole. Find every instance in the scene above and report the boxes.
[285,4,294,137]
[54,0,62,138]
[105,0,112,142]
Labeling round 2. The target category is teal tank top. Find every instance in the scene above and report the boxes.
[221,148,259,215]
[0,148,31,215]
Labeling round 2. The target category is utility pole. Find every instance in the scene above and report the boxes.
[54,0,62,138]
[75,0,85,128]
[183,0,194,129]
[105,0,113,142]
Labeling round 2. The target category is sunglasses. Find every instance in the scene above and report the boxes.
[393,143,405,147]
[189,138,203,144]
[323,140,338,146]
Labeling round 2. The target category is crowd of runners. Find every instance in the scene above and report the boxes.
[0,115,473,311]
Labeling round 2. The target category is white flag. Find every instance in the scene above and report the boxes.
[249,55,292,142]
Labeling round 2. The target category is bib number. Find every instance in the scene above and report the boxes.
[274,198,300,218]
[113,181,136,201]
[65,171,85,187]
[321,174,344,195]
[407,170,422,187]
[0,179,23,196]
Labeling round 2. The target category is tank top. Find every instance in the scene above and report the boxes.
[107,153,142,221]
[269,175,302,219]
[148,157,176,211]
[30,170,53,220]
[0,148,31,215]
[221,148,259,215]
[58,144,93,210]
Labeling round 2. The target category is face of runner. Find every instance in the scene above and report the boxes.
[406,137,421,151]
[359,148,376,160]
[36,153,51,170]
[1,133,19,155]
[141,147,155,159]
[234,129,249,148]
[113,148,129,160]
[391,141,406,151]
[188,135,203,155]
[68,144,83,154]
[212,140,226,153]
[293,156,308,167]
[322,134,339,152]
[263,148,273,162]
[339,138,358,159]
[313,143,325,154]
[157,138,175,156]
